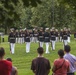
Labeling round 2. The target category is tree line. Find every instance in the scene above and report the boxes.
[0,0,76,33]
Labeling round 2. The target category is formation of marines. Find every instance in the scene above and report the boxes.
[8,27,71,54]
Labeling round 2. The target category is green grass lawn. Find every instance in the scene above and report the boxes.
[0,35,76,75]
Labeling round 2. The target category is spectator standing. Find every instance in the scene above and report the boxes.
[64,45,76,75]
[0,47,12,75]
[52,49,70,75]
[31,47,51,75]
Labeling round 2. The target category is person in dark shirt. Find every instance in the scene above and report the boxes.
[31,47,51,75]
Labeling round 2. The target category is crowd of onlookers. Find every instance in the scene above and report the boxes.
[0,44,76,75]
[31,45,76,75]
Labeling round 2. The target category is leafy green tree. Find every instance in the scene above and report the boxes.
[30,0,75,29]
[0,0,42,33]
[58,0,76,9]
[0,0,76,33]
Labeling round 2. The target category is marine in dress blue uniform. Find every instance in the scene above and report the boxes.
[63,29,68,47]
[15,30,19,43]
[67,28,71,43]
[50,29,56,50]
[24,30,30,53]
[8,30,16,54]
[38,29,44,47]
[33,30,38,43]
[55,29,59,42]
[74,32,76,40]
[29,30,34,42]
[44,28,50,53]
[59,29,63,42]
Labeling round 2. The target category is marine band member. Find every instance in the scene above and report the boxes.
[50,29,56,50]
[8,29,16,54]
[24,30,30,53]
[38,29,44,47]
[44,28,50,53]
